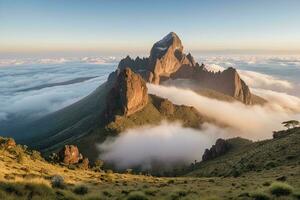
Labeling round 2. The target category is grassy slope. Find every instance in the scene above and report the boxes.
[0,136,299,200]
[187,128,300,178]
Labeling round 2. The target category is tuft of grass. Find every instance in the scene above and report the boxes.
[250,191,270,200]
[0,182,55,199]
[127,191,149,200]
[73,185,88,195]
[293,190,300,199]
[269,182,294,196]
[51,175,65,189]
[170,189,188,200]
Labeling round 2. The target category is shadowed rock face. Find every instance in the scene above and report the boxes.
[116,32,254,104]
[202,139,230,161]
[107,68,148,118]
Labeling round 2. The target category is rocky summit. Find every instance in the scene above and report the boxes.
[106,67,148,118]
[117,32,255,104]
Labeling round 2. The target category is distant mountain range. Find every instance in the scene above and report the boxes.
[11,32,266,161]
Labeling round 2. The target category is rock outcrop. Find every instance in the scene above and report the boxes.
[115,32,254,104]
[58,145,82,165]
[106,68,148,118]
[202,139,230,161]
[148,32,194,84]
[0,137,16,149]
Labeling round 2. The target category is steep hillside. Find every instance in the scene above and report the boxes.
[187,127,300,178]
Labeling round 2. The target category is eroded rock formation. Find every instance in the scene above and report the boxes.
[58,145,82,165]
[202,139,230,161]
[106,68,148,118]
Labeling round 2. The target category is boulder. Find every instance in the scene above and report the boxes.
[5,138,16,149]
[58,145,81,165]
[1,138,16,149]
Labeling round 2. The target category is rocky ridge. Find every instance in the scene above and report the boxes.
[117,32,253,104]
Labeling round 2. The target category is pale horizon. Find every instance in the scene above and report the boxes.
[1,0,300,58]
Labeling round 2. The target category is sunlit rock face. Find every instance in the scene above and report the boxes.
[116,32,254,104]
[107,68,148,117]
[58,145,81,165]
[149,32,194,84]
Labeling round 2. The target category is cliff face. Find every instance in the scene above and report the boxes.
[117,32,254,104]
[148,32,195,84]
[107,68,148,118]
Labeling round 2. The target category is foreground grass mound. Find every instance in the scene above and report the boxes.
[270,182,294,196]
[0,182,55,200]
[0,133,299,199]
[187,127,300,177]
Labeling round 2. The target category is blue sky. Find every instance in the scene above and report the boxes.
[1,0,300,56]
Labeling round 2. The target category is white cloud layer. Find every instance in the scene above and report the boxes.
[0,57,118,67]
[147,84,300,140]
[252,88,300,112]
[0,63,115,122]
[98,122,227,170]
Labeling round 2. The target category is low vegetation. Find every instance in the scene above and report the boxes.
[0,128,299,199]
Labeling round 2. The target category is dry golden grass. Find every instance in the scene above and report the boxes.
[0,142,299,199]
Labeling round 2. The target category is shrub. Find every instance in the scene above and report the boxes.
[170,190,187,200]
[127,191,148,200]
[24,183,55,198]
[30,150,42,160]
[73,185,88,195]
[51,175,65,189]
[68,164,77,170]
[0,182,25,196]
[264,161,276,169]
[250,191,270,200]
[16,152,24,164]
[293,190,300,199]
[270,182,294,196]
[94,160,104,169]
[0,182,55,199]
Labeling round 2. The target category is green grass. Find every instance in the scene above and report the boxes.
[187,128,300,177]
[126,191,149,200]
[269,182,294,196]
[250,191,270,200]
[0,182,56,200]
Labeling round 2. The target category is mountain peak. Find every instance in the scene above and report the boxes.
[115,33,256,104]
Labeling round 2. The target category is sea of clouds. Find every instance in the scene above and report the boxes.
[0,57,117,122]
[1,55,300,169]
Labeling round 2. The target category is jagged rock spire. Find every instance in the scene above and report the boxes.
[106,68,148,118]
